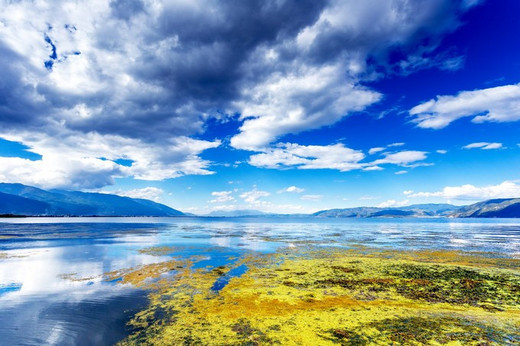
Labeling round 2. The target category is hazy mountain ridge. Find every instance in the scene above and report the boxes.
[313,201,520,218]
[449,198,520,218]
[0,183,184,216]
[205,209,267,217]
[313,204,459,218]
[1,183,520,218]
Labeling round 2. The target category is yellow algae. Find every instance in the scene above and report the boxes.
[58,272,99,282]
[118,248,520,345]
[104,259,186,287]
[138,246,181,256]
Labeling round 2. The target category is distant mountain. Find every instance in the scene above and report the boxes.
[205,209,266,217]
[0,183,184,217]
[450,198,520,218]
[313,207,381,218]
[2,183,519,218]
[399,204,459,215]
[313,204,459,218]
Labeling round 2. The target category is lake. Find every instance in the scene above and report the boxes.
[1,217,520,345]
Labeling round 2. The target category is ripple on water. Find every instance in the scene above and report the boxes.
[0,290,148,346]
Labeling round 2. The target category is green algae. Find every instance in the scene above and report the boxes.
[138,246,185,256]
[327,315,520,345]
[116,248,520,345]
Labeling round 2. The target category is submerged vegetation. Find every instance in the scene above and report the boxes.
[113,247,520,345]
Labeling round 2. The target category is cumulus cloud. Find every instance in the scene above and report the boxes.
[210,191,235,203]
[249,143,429,172]
[0,131,219,189]
[0,0,477,187]
[300,194,323,201]
[280,186,305,194]
[378,199,410,208]
[436,149,448,154]
[112,187,164,202]
[368,147,385,155]
[240,188,270,205]
[249,143,365,171]
[372,151,428,167]
[230,63,381,150]
[406,180,520,200]
[369,142,406,156]
[229,0,471,149]
[463,142,503,150]
[410,83,520,129]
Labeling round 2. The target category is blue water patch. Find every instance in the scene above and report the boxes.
[106,277,123,284]
[211,264,248,292]
[0,283,22,296]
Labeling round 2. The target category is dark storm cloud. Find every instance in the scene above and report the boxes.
[63,0,327,141]
[0,43,50,127]
[110,0,145,21]
[0,0,480,188]
[0,0,471,143]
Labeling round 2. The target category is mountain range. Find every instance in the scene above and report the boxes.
[449,198,520,218]
[0,183,183,217]
[1,183,520,218]
[312,203,459,218]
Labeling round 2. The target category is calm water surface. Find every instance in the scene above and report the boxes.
[1,217,520,345]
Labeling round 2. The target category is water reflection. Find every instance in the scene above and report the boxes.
[0,217,520,344]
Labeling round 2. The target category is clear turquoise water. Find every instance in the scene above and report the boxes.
[1,217,519,345]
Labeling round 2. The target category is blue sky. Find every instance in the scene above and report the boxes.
[0,0,519,214]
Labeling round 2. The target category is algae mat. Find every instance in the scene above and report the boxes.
[115,247,520,345]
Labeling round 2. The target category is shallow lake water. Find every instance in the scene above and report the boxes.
[1,217,520,345]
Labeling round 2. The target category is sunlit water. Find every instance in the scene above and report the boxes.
[1,217,520,345]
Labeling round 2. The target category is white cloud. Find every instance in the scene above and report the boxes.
[0,155,121,190]
[0,131,219,189]
[231,63,381,150]
[202,189,310,214]
[0,0,477,189]
[210,191,235,203]
[239,188,270,205]
[248,144,429,173]
[410,83,520,129]
[395,170,408,175]
[249,143,365,171]
[280,186,305,194]
[378,199,409,208]
[407,180,520,201]
[463,142,503,150]
[368,147,385,155]
[436,149,447,154]
[111,187,164,202]
[363,166,384,171]
[372,150,428,167]
[369,143,406,155]
[228,0,472,150]
[300,194,323,201]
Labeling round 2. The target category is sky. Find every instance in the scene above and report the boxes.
[0,0,519,214]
